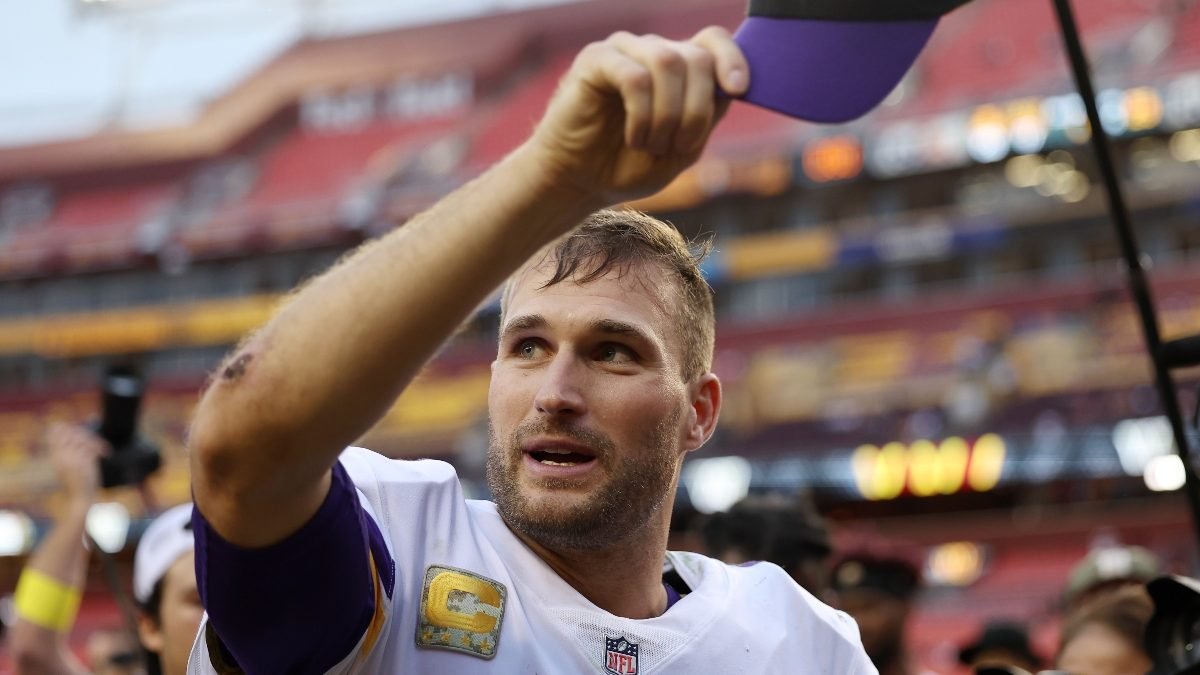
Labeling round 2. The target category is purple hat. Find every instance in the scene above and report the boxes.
[733,0,974,123]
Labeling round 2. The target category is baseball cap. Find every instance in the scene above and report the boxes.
[958,621,1042,668]
[133,503,195,604]
[733,0,975,122]
[1064,545,1160,606]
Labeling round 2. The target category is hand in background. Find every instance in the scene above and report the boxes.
[44,424,109,506]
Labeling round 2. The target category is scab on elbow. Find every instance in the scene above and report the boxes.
[220,351,254,383]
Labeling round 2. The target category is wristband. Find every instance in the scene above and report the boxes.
[14,568,82,633]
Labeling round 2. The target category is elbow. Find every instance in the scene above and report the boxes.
[188,393,302,516]
[188,400,260,507]
[189,340,273,492]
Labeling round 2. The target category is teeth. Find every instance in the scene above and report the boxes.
[542,449,572,455]
[540,459,578,467]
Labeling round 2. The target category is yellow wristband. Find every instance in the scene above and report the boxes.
[14,569,82,633]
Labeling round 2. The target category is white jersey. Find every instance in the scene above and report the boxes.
[189,447,876,674]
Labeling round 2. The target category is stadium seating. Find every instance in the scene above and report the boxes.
[3,0,1191,273]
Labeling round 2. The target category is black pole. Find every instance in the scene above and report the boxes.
[85,531,149,670]
[1051,0,1200,551]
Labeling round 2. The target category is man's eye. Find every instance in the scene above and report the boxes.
[598,344,635,363]
[517,339,544,359]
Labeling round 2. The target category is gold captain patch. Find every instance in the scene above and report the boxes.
[416,565,506,659]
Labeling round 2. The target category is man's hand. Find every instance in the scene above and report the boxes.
[45,424,107,507]
[527,27,749,205]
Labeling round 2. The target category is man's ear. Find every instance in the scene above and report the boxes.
[137,612,164,653]
[683,373,721,453]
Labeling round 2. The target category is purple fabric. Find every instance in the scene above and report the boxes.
[663,580,682,611]
[733,16,939,123]
[193,461,394,675]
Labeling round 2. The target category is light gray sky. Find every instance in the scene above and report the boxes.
[0,0,577,147]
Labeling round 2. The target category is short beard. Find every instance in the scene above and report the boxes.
[486,412,680,552]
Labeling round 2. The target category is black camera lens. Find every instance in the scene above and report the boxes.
[98,366,144,447]
[1147,577,1200,675]
[1165,605,1200,672]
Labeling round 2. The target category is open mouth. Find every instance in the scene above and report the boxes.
[527,449,596,467]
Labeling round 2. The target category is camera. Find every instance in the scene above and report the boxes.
[1145,576,1200,675]
[95,365,161,488]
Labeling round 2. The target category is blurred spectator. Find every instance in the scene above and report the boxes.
[130,503,202,675]
[1064,545,1160,610]
[957,621,1043,673]
[701,494,833,597]
[10,424,201,675]
[11,424,110,675]
[1056,585,1153,675]
[831,543,924,675]
[85,627,142,675]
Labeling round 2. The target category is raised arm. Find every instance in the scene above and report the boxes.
[11,425,108,675]
[188,28,749,547]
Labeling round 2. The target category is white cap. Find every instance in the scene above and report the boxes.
[133,503,195,604]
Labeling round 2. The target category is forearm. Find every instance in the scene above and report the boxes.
[25,500,90,587]
[12,500,91,675]
[191,143,600,543]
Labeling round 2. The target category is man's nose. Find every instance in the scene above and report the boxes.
[533,353,588,417]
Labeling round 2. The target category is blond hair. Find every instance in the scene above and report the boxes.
[501,209,715,380]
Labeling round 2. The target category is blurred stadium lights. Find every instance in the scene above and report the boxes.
[1170,129,1200,163]
[1113,416,1175,477]
[86,502,131,553]
[925,541,987,587]
[866,79,1190,179]
[851,435,1006,501]
[1003,151,1091,203]
[1145,454,1187,493]
[682,457,752,514]
[0,510,35,557]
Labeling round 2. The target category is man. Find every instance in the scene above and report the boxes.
[1056,585,1153,675]
[1063,545,1160,611]
[957,621,1043,674]
[831,547,923,675]
[701,494,834,598]
[186,27,875,674]
[83,628,141,675]
[131,504,203,675]
[10,424,201,675]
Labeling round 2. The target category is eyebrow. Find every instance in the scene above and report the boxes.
[500,314,548,342]
[592,318,654,346]
[499,314,659,350]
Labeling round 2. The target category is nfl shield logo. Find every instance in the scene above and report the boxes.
[604,636,639,675]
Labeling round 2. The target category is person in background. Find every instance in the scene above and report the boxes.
[1056,584,1153,675]
[957,621,1043,674]
[130,504,203,675]
[831,545,925,675]
[11,424,111,675]
[84,628,142,675]
[10,424,202,675]
[1063,544,1160,611]
[701,493,833,598]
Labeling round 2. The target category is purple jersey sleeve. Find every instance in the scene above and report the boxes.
[193,460,395,675]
